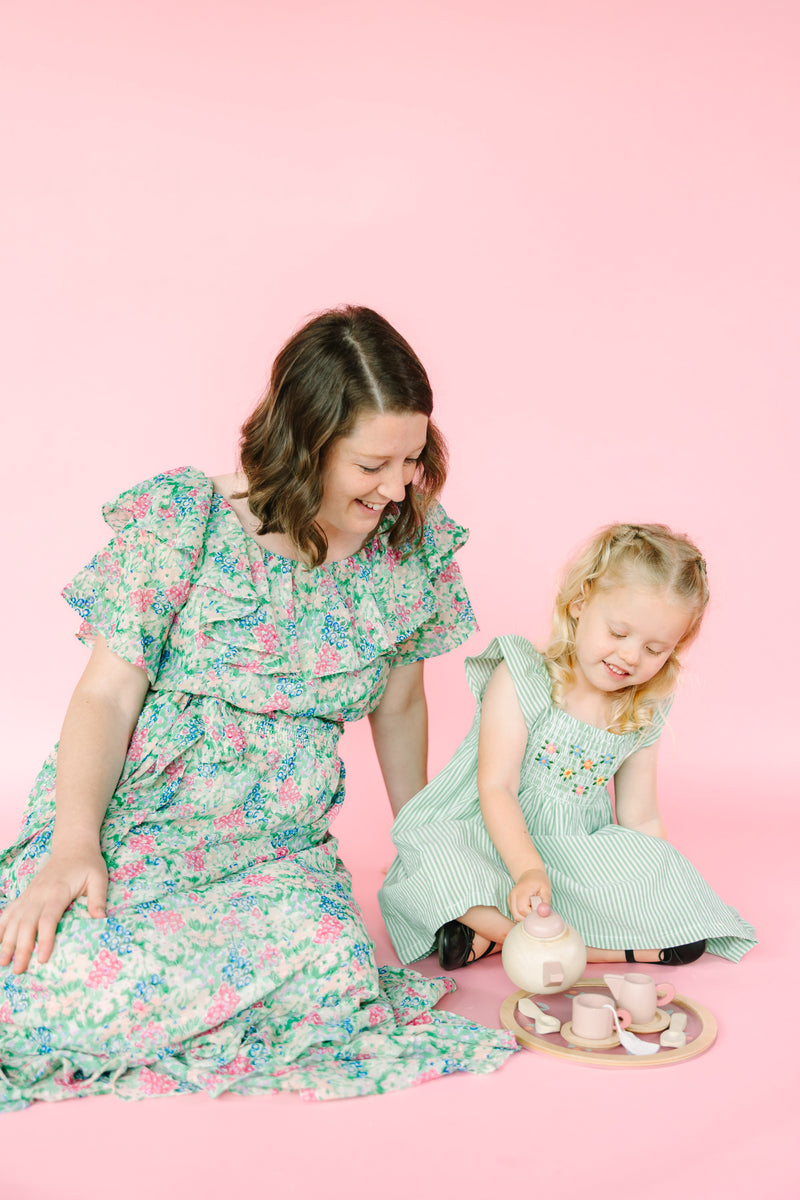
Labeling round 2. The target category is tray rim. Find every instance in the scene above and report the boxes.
[500,976,717,1068]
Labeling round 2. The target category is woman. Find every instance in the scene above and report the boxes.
[0,306,517,1108]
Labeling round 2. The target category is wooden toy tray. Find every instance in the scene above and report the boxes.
[500,976,717,1068]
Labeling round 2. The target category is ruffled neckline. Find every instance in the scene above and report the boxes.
[191,472,472,679]
[212,488,401,570]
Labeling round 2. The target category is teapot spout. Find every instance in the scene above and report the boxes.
[542,960,565,988]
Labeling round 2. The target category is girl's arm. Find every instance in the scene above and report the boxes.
[369,660,428,816]
[0,636,150,974]
[477,662,551,917]
[612,741,668,838]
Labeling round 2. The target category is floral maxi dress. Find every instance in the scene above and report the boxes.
[0,468,517,1111]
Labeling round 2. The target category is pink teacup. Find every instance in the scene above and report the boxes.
[603,972,676,1025]
[571,993,631,1041]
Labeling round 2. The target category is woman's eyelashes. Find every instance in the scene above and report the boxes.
[358,458,419,474]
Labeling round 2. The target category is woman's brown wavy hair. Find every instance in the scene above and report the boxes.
[236,305,447,566]
[544,523,710,734]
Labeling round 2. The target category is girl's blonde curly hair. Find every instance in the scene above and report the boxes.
[544,523,709,734]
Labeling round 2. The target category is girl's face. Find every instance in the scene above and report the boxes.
[317,410,429,547]
[569,584,693,695]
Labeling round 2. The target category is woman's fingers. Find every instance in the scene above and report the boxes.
[7,912,42,974]
[33,905,64,965]
[86,865,108,919]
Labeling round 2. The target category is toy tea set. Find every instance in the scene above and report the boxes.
[499,900,716,1068]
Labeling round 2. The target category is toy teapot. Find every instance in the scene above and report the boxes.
[501,898,587,995]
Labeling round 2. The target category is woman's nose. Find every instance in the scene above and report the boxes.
[377,467,407,502]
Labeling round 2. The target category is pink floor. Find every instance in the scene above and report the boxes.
[1,765,795,1200]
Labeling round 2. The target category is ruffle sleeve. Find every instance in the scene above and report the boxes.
[62,468,213,683]
[464,635,552,726]
[386,500,478,668]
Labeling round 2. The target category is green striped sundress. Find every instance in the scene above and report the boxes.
[379,635,756,964]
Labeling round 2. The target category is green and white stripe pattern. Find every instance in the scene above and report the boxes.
[379,635,756,964]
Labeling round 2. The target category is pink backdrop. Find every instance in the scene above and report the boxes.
[1,2,797,1197]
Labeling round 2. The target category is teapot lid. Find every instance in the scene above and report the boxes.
[521,908,566,940]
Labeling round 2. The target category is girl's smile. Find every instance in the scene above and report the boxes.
[569,586,693,697]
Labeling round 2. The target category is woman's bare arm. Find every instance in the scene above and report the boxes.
[0,636,149,973]
[368,660,427,816]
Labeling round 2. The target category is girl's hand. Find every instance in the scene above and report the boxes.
[508,868,552,921]
[0,845,108,975]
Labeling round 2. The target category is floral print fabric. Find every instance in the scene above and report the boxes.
[0,468,517,1111]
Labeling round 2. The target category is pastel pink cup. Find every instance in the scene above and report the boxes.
[603,972,676,1025]
[571,993,631,1041]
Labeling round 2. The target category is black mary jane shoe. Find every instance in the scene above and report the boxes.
[436,920,497,970]
[624,940,707,966]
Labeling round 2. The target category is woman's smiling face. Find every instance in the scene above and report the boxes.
[569,584,692,695]
[316,410,429,551]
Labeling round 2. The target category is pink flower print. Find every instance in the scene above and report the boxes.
[195,632,212,649]
[129,833,156,853]
[250,559,267,585]
[86,949,123,989]
[0,1002,13,1023]
[314,644,341,676]
[151,910,186,934]
[314,914,344,944]
[138,1067,178,1096]
[278,778,301,809]
[242,873,276,885]
[213,808,246,832]
[224,724,247,752]
[18,860,35,877]
[134,655,147,671]
[412,1069,441,1086]
[258,946,282,967]
[218,1056,254,1077]
[131,1020,168,1051]
[439,561,459,584]
[109,859,146,882]
[184,841,206,872]
[385,547,401,571]
[127,728,146,762]
[368,1006,389,1026]
[407,1012,434,1027]
[166,581,190,608]
[254,623,280,654]
[130,494,152,519]
[545,743,558,756]
[574,784,586,797]
[204,983,240,1027]
[131,588,157,613]
[267,692,290,712]
[299,1010,323,1027]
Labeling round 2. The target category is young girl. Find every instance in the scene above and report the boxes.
[379,523,756,969]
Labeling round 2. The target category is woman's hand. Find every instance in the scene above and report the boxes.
[508,868,552,921]
[0,635,148,976]
[0,843,108,974]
